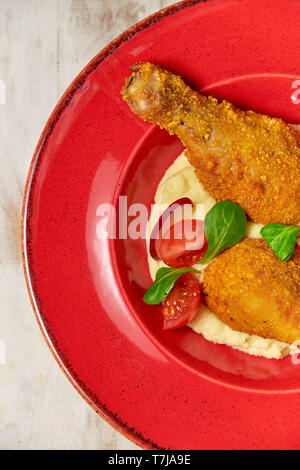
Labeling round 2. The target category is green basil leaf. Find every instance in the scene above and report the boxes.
[143,267,199,305]
[260,224,300,261]
[198,200,247,264]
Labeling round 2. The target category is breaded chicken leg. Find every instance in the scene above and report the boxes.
[122,62,300,225]
[202,239,300,344]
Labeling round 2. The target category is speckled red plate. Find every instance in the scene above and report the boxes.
[23,0,300,449]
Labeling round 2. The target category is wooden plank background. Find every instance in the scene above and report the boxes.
[0,0,174,450]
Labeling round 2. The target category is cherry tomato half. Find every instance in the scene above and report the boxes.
[163,273,201,330]
[155,219,208,268]
[296,243,300,252]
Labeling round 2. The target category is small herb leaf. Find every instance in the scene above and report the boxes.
[143,267,199,305]
[198,201,247,264]
[260,224,300,261]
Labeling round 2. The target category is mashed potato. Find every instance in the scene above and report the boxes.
[147,150,299,360]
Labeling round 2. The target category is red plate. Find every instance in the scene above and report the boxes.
[23,0,300,449]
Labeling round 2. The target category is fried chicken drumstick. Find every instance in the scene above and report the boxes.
[203,239,300,344]
[122,62,300,225]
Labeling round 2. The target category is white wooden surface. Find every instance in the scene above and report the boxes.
[0,0,174,450]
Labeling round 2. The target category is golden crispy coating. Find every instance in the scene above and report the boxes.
[122,62,300,225]
[202,239,300,344]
